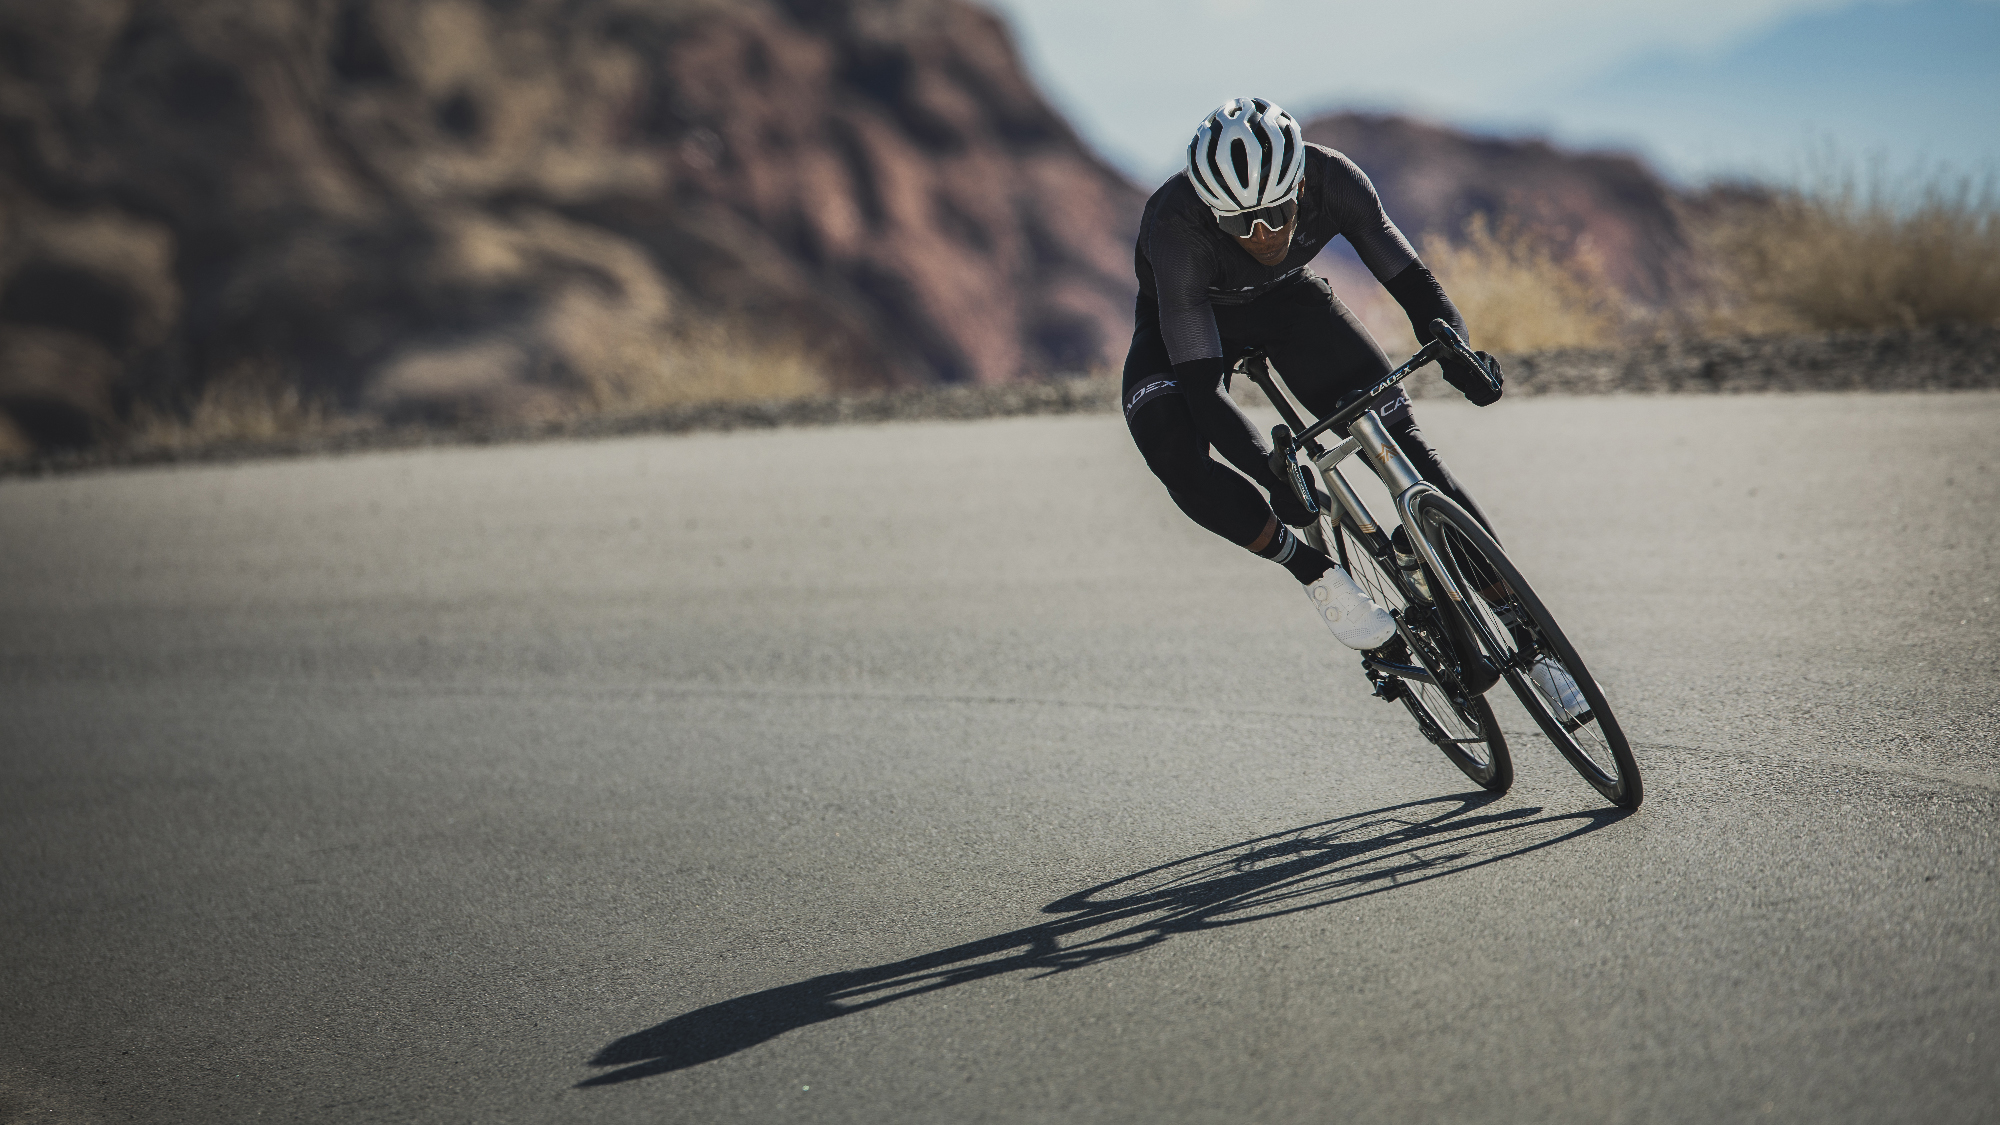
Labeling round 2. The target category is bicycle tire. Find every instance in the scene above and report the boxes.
[1408,492,1642,808]
[1330,519,1512,792]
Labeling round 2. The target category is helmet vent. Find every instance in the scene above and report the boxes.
[1185,97,1306,215]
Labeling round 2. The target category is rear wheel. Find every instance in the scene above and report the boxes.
[1409,493,1642,808]
[1329,518,1512,792]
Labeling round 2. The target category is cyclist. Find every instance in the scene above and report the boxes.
[1123,97,1506,654]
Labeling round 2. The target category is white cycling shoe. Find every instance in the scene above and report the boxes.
[1304,565,1398,651]
[1528,655,1594,729]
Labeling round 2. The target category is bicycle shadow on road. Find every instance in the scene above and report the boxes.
[579,792,1628,1087]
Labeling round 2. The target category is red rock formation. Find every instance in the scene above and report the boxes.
[0,0,1143,452]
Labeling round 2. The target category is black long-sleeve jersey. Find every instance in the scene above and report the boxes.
[1136,143,1462,366]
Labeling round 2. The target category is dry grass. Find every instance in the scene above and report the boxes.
[1298,216,1629,404]
[120,319,829,456]
[128,362,336,452]
[1424,215,1625,353]
[0,411,33,461]
[575,320,830,415]
[1694,170,2000,335]
[1370,164,1999,363]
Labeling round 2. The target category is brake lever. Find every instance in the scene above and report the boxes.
[1428,317,1499,395]
[1268,424,1320,518]
[1268,424,1295,482]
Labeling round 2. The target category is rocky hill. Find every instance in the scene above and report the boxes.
[1301,112,1694,304]
[0,0,1143,455]
[0,0,1783,462]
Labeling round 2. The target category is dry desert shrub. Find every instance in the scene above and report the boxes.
[123,313,827,456]
[1292,216,1626,404]
[576,320,830,415]
[1695,171,2000,335]
[129,362,334,452]
[1423,216,1625,353]
[0,412,33,460]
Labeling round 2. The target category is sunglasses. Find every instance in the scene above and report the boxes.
[1212,196,1298,238]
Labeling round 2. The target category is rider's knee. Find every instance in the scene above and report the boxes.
[1143,449,1207,495]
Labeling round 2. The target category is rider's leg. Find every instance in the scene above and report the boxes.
[1122,295,1312,521]
[1226,275,1394,408]
[1125,391,1333,585]
[1170,359,1303,510]
[1123,305,1327,563]
[1123,298,1395,649]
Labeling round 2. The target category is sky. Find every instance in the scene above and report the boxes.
[979,0,2000,188]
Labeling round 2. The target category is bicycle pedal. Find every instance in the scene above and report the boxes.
[1370,676,1404,702]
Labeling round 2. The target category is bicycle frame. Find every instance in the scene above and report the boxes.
[1236,346,1470,614]
[1239,324,1642,807]
[1287,418,1454,594]
[1237,328,1501,694]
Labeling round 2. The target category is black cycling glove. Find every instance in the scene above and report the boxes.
[1440,349,1504,406]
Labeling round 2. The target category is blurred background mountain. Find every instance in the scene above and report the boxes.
[0,0,1142,457]
[0,0,1993,461]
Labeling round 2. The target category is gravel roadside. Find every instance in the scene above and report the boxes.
[6,325,1995,478]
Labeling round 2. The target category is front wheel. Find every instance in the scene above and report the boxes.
[1410,493,1643,808]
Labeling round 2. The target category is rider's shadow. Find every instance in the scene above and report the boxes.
[579,792,1629,1087]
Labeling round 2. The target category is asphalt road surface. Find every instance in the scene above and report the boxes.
[3,393,1996,1124]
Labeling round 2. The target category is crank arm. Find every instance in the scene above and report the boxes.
[1360,655,1438,687]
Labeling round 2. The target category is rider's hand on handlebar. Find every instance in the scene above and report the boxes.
[1440,348,1504,407]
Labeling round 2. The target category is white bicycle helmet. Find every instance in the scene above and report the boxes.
[1186,98,1306,220]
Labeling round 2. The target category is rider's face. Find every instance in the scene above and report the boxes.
[1232,183,1302,267]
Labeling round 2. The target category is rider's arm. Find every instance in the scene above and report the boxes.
[1149,218,1288,496]
[1383,261,1467,347]
[1314,150,1468,348]
[1150,211,1225,369]
[1318,149,1497,403]
[1386,259,1499,403]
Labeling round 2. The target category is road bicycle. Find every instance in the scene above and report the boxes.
[1243,321,1642,808]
